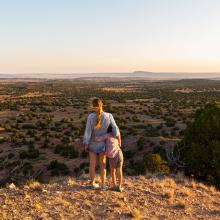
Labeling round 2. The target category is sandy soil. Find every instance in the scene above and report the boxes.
[0,175,219,220]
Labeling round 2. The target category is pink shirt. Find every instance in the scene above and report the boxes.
[95,133,120,158]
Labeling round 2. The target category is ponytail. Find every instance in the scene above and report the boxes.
[92,98,103,129]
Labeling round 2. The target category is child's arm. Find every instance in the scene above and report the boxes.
[92,133,109,142]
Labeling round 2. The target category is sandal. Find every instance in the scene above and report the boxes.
[87,183,99,189]
[112,186,124,192]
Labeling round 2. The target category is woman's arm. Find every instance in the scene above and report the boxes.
[109,114,120,137]
[83,114,93,147]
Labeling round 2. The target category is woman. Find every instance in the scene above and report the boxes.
[83,98,120,189]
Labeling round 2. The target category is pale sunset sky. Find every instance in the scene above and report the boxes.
[0,0,220,74]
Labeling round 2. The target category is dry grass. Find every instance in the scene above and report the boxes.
[0,176,219,219]
[163,189,174,199]
[34,201,42,210]
[189,179,197,189]
[197,182,209,191]
[174,172,185,183]
[27,180,42,191]
[66,177,77,186]
[209,185,217,194]
[179,187,192,197]
[129,208,141,220]
[159,177,177,189]
[173,200,186,209]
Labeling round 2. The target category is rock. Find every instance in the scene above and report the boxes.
[24,185,30,190]
[8,183,16,190]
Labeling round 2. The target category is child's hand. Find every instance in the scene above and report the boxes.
[91,136,97,142]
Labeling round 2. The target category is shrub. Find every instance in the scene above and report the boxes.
[177,102,220,186]
[143,153,170,173]
[137,137,146,151]
[145,125,160,137]
[47,160,70,176]
[19,146,40,159]
[55,144,79,159]
[22,123,37,129]
[124,150,134,159]
[134,161,146,175]
[22,162,33,175]
[80,150,88,158]
[0,138,5,144]
[165,118,176,127]
[8,153,14,159]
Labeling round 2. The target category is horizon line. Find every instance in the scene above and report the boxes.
[1,71,220,75]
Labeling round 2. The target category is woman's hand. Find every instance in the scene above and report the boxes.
[84,144,89,152]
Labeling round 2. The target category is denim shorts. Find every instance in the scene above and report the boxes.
[89,144,106,154]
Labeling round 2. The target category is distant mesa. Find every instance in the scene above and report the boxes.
[133,71,153,74]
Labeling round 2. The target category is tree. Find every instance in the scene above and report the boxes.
[177,102,220,186]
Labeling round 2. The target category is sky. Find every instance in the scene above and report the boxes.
[0,0,220,74]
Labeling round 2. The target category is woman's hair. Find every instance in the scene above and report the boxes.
[92,98,103,129]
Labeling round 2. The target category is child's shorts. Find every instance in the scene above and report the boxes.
[109,149,123,169]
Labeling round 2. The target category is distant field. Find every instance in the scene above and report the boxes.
[0,78,220,183]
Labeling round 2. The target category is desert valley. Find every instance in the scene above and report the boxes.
[0,78,220,219]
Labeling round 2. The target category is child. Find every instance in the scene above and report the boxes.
[92,125,124,192]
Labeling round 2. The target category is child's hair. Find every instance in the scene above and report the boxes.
[92,98,103,130]
[107,125,113,133]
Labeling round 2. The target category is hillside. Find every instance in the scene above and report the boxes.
[0,175,219,220]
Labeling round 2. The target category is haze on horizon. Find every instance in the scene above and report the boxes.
[0,0,220,75]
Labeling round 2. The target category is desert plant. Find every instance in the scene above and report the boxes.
[144,153,170,174]
[177,102,220,186]
[47,160,70,176]
[55,144,79,159]
[19,145,40,159]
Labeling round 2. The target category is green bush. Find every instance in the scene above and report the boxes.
[177,102,220,186]
[47,160,70,176]
[145,125,160,137]
[19,145,40,159]
[165,118,176,127]
[134,161,147,175]
[22,123,37,129]
[55,144,79,159]
[80,150,88,158]
[22,162,33,175]
[137,137,146,151]
[143,153,170,174]
[124,150,134,159]
[8,153,14,159]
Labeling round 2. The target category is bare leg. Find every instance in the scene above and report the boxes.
[99,152,106,187]
[117,167,123,188]
[110,167,117,187]
[89,152,96,185]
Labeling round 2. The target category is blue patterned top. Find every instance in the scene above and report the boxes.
[83,111,119,153]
